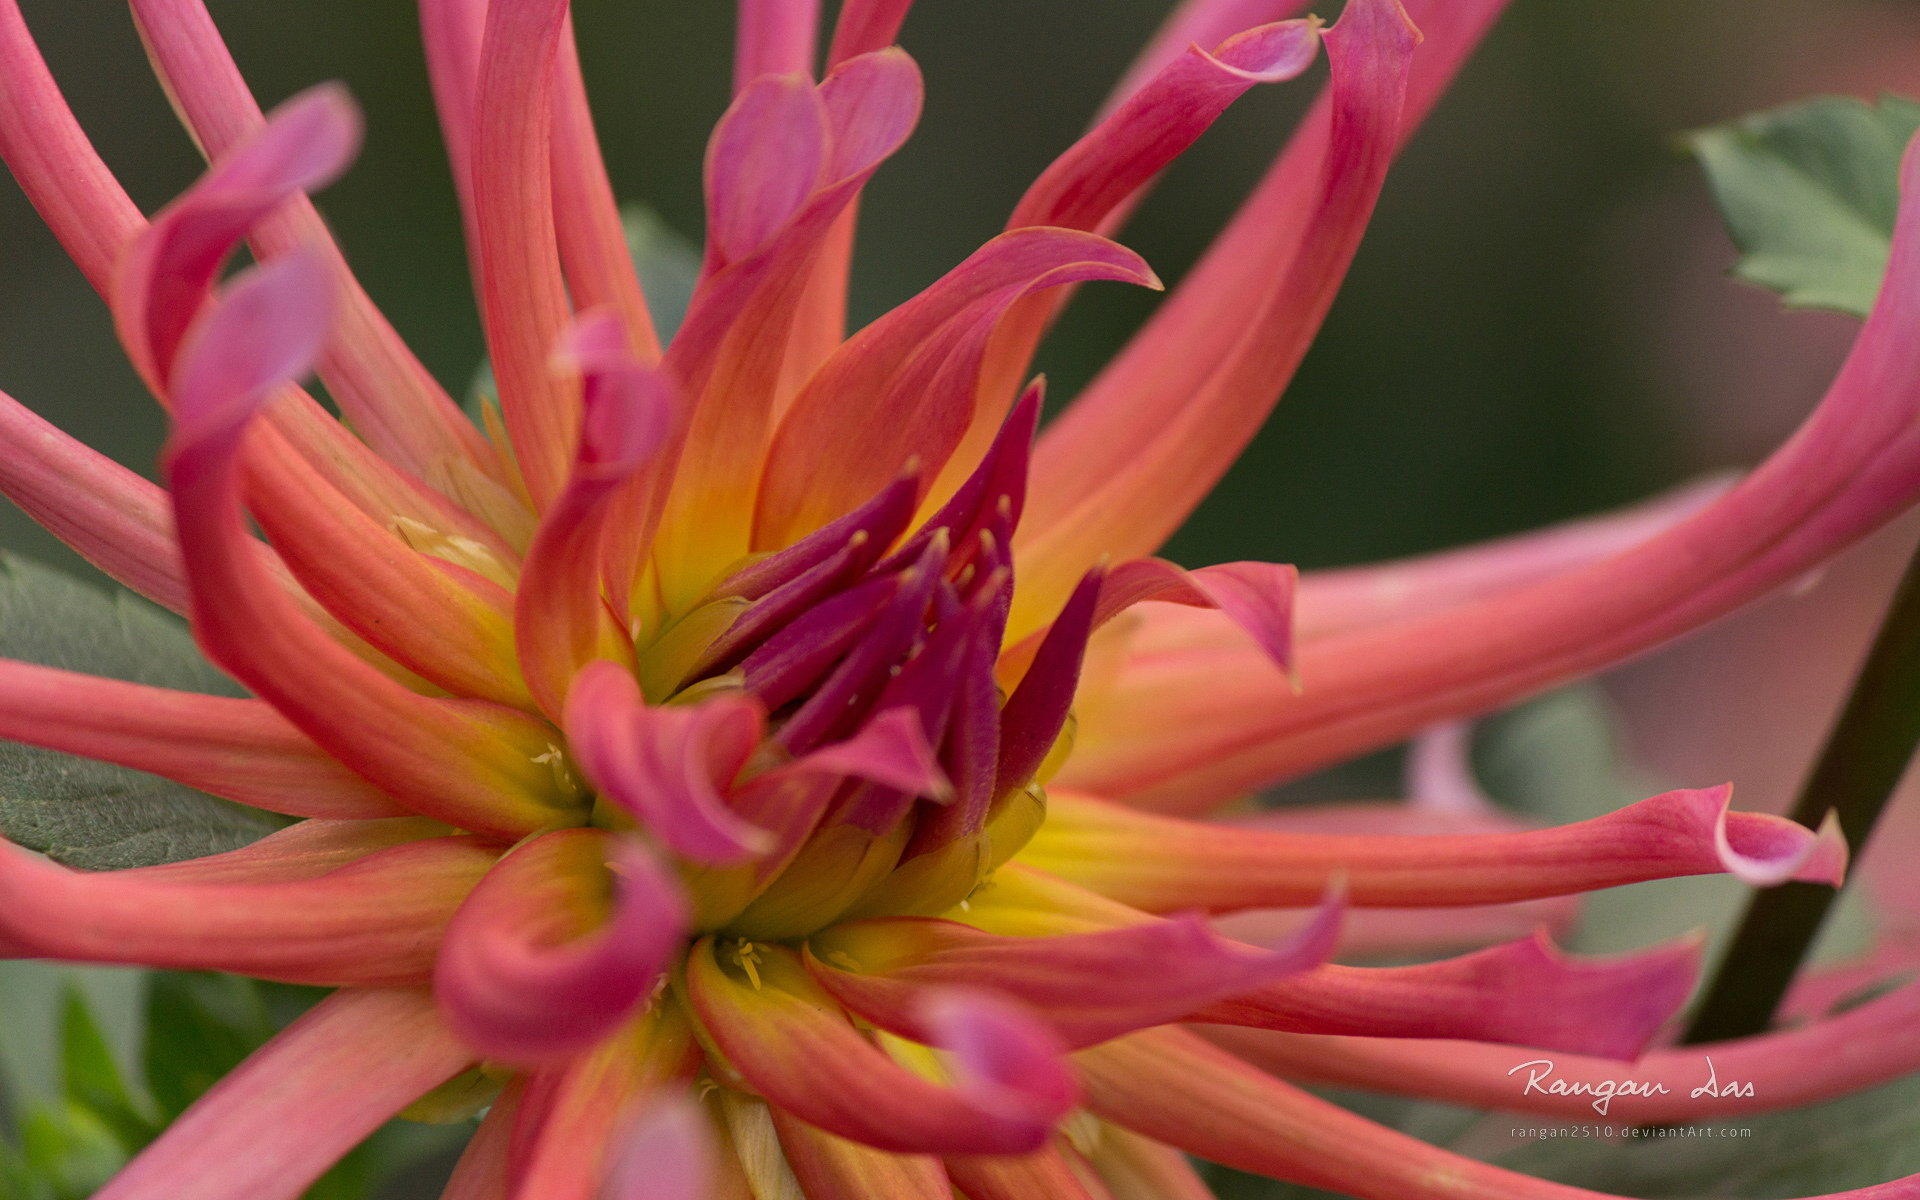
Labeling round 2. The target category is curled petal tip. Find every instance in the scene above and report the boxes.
[227,83,365,197]
[1711,787,1849,888]
[1203,19,1325,84]
[920,988,1079,1143]
[168,248,336,436]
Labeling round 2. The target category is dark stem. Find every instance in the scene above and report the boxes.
[1683,544,1920,1044]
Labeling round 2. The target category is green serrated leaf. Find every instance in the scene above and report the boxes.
[0,554,281,869]
[140,973,274,1122]
[1690,93,1920,316]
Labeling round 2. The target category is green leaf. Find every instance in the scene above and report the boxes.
[15,1100,124,1200]
[1690,93,1920,316]
[620,204,701,343]
[139,973,274,1122]
[57,989,151,1148]
[0,555,281,869]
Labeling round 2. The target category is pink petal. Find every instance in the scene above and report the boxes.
[565,661,774,865]
[812,888,1342,1049]
[0,836,496,985]
[684,939,1075,1155]
[434,831,689,1065]
[759,229,1156,549]
[1216,975,1920,1124]
[515,316,679,718]
[705,74,829,266]
[828,0,914,63]
[735,0,823,92]
[1065,136,1920,812]
[1012,0,1419,638]
[162,256,575,838]
[653,50,925,610]
[128,0,488,479]
[94,989,474,1200]
[471,0,583,507]
[0,659,403,820]
[1294,476,1733,641]
[1023,785,1844,911]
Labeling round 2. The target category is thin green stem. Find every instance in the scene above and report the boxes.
[1683,544,1920,1044]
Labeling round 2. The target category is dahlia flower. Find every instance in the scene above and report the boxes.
[4,0,1920,1196]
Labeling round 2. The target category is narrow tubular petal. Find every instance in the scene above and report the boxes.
[1082,1027,1920,1200]
[951,18,1321,466]
[1,6,496,552]
[1212,976,1920,1124]
[244,434,532,709]
[136,818,443,885]
[0,390,189,612]
[552,21,663,359]
[94,989,473,1200]
[0,659,404,820]
[510,1011,697,1200]
[828,0,913,63]
[101,69,510,549]
[0,837,496,985]
[683,940,1077,1154]
[0,0,142,290]
[735,0,822,90]
[1022,787,1845,910]
[163,256,578,837]
[473,0,581,507]
[515,317,678,717]
[770,1111,952,1200]
[757,229,1155,548]
[1012,0,1419,635]
[810,895,1341,1049]
[944,1143,1116,1200]
[1293,477,1732,641]
[435,830,689,1065]
[1013,20,1322,233]
[1025,0,1505,563]
[1067,140,1920,810]
[654,50,923,608]
[1190,931,1699,1060]
[565,662,773,865]
[127,0,493,485]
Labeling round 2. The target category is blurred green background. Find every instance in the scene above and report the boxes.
[5,0,1920,1196]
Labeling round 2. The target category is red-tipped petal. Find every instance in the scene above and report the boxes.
[94,989,472,1200]
[813,887,1342,1049]
[434,831,689,1065]
[1023,786,1843,911]
[0,837,495,985]
[685,939,1075,1155]
[566,662,774,865]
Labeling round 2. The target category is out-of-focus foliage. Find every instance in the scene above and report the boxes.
[1691,94,1920,315]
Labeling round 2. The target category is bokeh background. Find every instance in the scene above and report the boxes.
[5,0,1920,1195]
